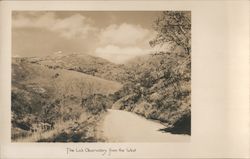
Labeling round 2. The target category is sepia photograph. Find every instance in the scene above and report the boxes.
[11,11,191,142]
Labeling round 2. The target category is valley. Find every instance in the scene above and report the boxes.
[12,50,191,142]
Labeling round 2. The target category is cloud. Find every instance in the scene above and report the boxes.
[95,23,155,63]
[95,45,151,64]
[12,12,95,39]
[12,12,156,62]
[99,23,151,46]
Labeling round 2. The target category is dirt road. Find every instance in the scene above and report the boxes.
[101,109,190,142]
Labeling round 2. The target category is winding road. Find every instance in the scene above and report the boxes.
[101,109,190,142]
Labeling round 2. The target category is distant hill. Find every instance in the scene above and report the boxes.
[21,53,127,83]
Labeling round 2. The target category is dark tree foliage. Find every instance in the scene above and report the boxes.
[40,100,61,124]
[112,11,191,135]
[149,11,191,99]
[81,94,110,115]
[150,11,191,55]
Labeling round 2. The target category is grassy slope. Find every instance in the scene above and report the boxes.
[12,58,122,142]
[27,53,126,82]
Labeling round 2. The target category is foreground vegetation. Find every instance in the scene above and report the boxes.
[11,58,121,142]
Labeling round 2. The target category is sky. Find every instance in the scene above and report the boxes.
[12,11,162,64]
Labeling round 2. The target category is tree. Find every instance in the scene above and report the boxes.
[150,11,191,55]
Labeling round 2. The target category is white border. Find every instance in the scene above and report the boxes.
[0,1,249,158]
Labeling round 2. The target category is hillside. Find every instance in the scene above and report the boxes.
[111,50,191,135]
[24,53,127,82]
[12,57,122,142]
[12,48,191,141]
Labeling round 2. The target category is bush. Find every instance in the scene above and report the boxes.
[81,94,111,115]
